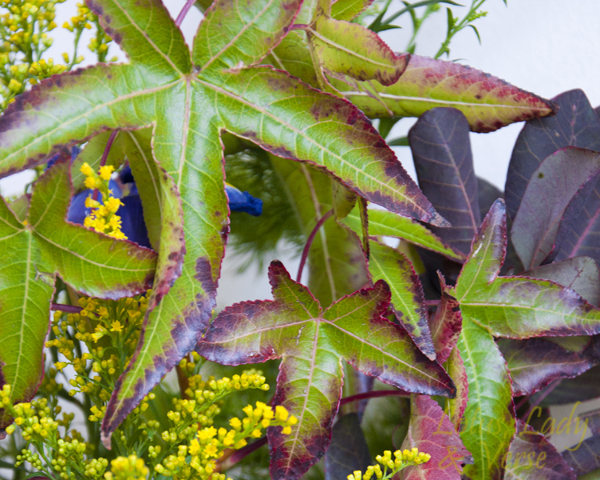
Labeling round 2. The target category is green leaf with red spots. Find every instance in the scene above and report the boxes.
[0,0,447,443]
[329,55,557,133]
[196,261,455,480]
[399,394,472,480]
[456,200,600,339]
[0,161,156,428]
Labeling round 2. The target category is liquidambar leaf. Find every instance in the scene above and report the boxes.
[343,206,465,262]
[409,107,481,255]
[369,240,436,360]
[330,55,557,133]
[197,261,454,480]
[429,277,462,365]
[400,395,472,480]
[505,421,576,480]
[307,13,410,86]
[0,0,448,441]
[456,199,600,339]
[511,147,600,269]
[330,0,373,21]
[0,161,156,426]
[505,89,600,219]
[456,315,515,480]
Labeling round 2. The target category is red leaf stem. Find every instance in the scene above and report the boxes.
[296,208,334,282]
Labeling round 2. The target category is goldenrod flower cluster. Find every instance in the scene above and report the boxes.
[0,0,115,110]
[80,162,128,240]
[347,448,432,480]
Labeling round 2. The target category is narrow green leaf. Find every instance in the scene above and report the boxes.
[8,195,29,222]
[197,261,455,479]
[343,206,465,262]
[331,55,557,133]
[71,131,125,191]
[332,180,357,220]
[330,0,373,21]
[457,316,515,480]
[368,240,435,360]
[307,15,410,86]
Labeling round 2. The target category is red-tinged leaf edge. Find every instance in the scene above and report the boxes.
[430,274,462,364]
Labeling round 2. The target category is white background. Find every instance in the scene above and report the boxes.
[1,0,599,453]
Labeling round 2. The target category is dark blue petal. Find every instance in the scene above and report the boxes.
[67,190,91,224]
[119,195,151,248]
[120,165,135,184]
[46,146,80,170]
[225,185,263,216]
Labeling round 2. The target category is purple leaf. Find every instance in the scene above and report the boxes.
[506,89,600,220]
[477,177,502,221]
[533,365,600,406]
[505,421,576,480]
[197,261,454,480]
[554,168,600,266]
[324,413,372,480]
[499,337,596,396]
[562,433,600,476]
[511,147,600,269]
[410,107,480,255]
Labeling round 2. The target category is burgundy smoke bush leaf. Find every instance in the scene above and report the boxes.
[506,89,600,219]
[369,240,436,360]
[504,421,576,480]
[499,338,596,396]
[196,261,455,480]
[554,169,600,266]
[410,107,480,255]
[534,365,600,406]
[457,199,600,338]
[524,256,600,306]
[399,395,472,480]
[333,55,557,133]
[562,434,600,477]
[324,413,372,480]
[511,147,600,269]
[429,276,462,364]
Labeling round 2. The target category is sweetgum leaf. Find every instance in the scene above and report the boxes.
[456,199,600,338]
[409,107,480,255]
[445,347,469,431]
[505,421,576,480]
[511,147,600,269]
[506,89,600,219]
[498,337,595,396]
[330,0,374,21]
[196,261,455,479]
[342,206,466,262]
[398,395,472,480]
[368,240,435,360]
[0,161,156,427]
[329,55,557,133]
[554,168,600,266]
[429,277,462,365]
[269,156,370,308]
[456,315,515,480]
[307,12,410,86]
[324,413,372,480]
[0,0,447,441]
